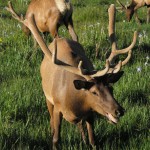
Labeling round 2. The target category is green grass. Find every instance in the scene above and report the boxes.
[0,0,150,149]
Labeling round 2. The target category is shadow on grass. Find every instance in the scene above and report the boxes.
[138,18,147,24]
[0,14,12,19]
[84,45,98,61]
[124,89,149,106]
[135,44,150,54]
[1,125,148,150]
[2,133,51,150]
[95,124,149,149]
[2,111,51,150]
[1,113,149,150]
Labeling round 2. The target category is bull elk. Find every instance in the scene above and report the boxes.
[6,2,137,149]
[117,0,150,23]
[6,0,78,47]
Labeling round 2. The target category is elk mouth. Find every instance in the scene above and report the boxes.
[106,113,119,124]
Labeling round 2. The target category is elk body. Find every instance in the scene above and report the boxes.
[6,2,137,149]
[7,0,78,47]
[117,0,150,23]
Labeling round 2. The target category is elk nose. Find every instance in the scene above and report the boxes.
[115,109,125,117]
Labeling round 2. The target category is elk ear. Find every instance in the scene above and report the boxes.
[73,80,94,90]
[95,71,124,84]
[106,71,124,84]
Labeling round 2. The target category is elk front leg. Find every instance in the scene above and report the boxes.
[65,17,78,42]
[46,99,54,135]
[53,107,62,149]
[86,115,95,146]
[77,121,86,144]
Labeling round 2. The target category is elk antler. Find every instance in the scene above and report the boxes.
[6,1,110,81]
[107,4,137,73]
[6,2,137,80]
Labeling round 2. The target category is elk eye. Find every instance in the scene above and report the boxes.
[92,92,98,96]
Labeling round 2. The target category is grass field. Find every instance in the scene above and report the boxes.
[0,0,150,149]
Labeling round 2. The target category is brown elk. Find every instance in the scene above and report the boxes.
[6,0,78,47]
[6,2,137,149]
[117,0,150,23]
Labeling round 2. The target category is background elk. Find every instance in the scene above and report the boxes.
[117,0,150,23]
[7,0,78,47]
[6,2,137,149]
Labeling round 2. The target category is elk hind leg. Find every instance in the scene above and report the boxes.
[53,107,62,149]
[77,120,87,144]
[46,99,54,135]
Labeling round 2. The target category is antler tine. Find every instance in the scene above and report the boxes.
[121,50,132,66]
[6,1,24,23]
[108,4,137,73]
[107,61,122,73]
[108,49,132,74]
[91,60,110,78]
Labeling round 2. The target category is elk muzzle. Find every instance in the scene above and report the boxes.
[106,105,125,124]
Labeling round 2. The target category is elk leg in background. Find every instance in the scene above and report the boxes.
[65,17,78,42]
[53,107,62,148]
